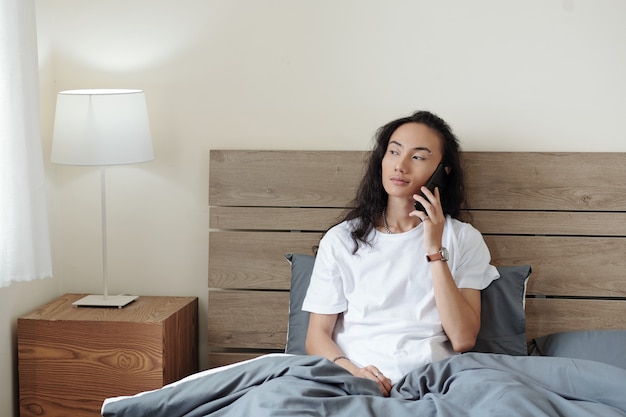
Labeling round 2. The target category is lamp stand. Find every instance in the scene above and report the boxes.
[72,167,137,308]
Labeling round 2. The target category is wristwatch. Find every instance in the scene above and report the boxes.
[426,247,449,262]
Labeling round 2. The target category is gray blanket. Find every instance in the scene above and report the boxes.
[102,352,626,417]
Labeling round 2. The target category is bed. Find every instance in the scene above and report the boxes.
[102,150,626,417]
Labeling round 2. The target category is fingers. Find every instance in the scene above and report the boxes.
[377,374,393,397]
[363,367,392,397]
[376,375,393,397]
[412,187,441,221]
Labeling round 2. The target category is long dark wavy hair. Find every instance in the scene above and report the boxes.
[340,110,466,253]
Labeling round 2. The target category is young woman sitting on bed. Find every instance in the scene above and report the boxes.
[302,110,499,396]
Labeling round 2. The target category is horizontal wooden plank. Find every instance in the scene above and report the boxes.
[210,207,345,231]
[525,298,626,341]
[485,236,626,297]
[212,207,626,237]
[210,150,367,208]
[209,232,319,289]
[208,352,266,369]
[210,231,626,297]
[207,291,626,355]
[210,151,626,211]
[463,152,626,211]
[471,210,626,237]
[208,291,289,349]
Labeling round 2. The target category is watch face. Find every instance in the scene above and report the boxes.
[440,247,449,261]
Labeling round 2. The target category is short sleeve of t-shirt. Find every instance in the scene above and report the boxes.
[301,224,350,314]
[448,222,498,290]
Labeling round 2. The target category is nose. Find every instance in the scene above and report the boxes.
[395,157,408,173]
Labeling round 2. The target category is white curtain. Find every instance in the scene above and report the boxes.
[0,0,52,287]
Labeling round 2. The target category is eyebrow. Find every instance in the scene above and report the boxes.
[389,140,433,154]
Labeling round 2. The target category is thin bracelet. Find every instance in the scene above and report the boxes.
[332,355,349,363]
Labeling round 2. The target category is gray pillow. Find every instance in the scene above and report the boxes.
[470,264,532,356]
[284,253,531,357]
[284,253,316,354]
[533,330,626,369]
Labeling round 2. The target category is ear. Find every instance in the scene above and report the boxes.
[444,165,452,175]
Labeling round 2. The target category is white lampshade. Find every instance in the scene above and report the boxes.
[51,89,153,166]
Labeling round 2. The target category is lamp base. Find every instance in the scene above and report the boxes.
[72,294,138,308]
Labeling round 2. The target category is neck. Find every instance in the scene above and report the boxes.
[382,205,420,234]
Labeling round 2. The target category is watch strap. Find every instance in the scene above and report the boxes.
[426,252,443,262]
[426,247,448,262]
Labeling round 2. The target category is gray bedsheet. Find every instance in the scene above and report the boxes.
[102,352,626,417]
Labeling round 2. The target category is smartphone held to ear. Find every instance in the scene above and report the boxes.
[414,163,448,211]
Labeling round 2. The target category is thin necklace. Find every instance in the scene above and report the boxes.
[382,208,392,234]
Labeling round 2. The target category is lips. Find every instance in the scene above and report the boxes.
[390,176,409,185]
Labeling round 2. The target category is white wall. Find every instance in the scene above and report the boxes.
[4,1,625,416]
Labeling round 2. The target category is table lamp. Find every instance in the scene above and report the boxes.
[51,89,154,308]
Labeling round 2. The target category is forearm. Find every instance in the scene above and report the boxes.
[430,261,481,351]
[305,327,342,359]
[305,315,362,375]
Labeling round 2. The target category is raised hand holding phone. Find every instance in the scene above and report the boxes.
[414,163,448,212]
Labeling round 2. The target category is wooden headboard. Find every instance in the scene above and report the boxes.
[208,150,626,368]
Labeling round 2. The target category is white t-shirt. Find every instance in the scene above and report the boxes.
[302,216,499,383]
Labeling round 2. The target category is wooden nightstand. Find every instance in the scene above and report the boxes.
[17,293,198,417]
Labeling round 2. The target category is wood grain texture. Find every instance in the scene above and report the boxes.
[209,352,265,369]
[163,297,199,382]
[525,298,626,341]
[210,206,346,231]
[470,210,626,236]
[485,236,626,297]
[206,292,626,360]
[18,294,198,417]
[462,152,626,211]
[208,291,288,349]
[209,231,319,289]
[208,150,626,367]
[210,151,626,210]
[209,150,368,208]
[211,207,626,237]
[209,232,626,297]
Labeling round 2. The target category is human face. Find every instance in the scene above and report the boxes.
[381,122,444,199]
